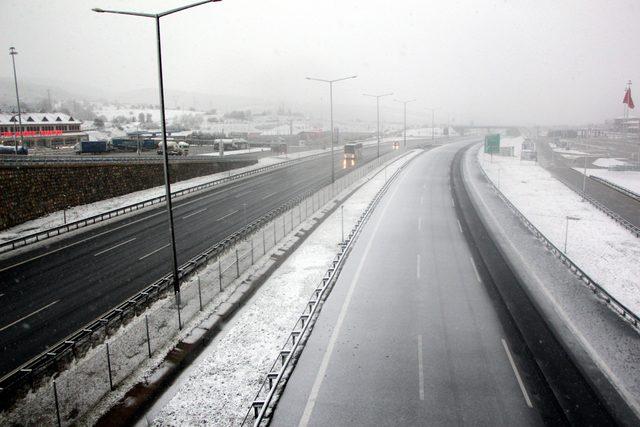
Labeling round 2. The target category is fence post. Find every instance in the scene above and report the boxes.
[197,276,203,311]
[262,227,266,254]
[145,315,152,357]
[53,379,62,427]
[106,343,114,391]
[251,237,254,264]
[235,249,240,278]
[218,258,223,292]
[273,220,277,246]
[282,214,286,235]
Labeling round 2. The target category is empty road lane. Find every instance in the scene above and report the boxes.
[271,141,546,426]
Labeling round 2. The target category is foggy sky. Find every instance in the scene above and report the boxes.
[2,0,640,126]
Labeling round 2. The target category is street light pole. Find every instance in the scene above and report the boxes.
[9,47,24,154]
[395,98,416,149]
[306,75,357,183]
[564,215,580,253]
[93,0,221,312]
[364,92,393,157]
[426,107,437,144]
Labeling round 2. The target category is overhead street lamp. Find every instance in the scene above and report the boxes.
[9,47,24,154]
[306,75,357,183]
[93,0,222,319]
[363,92,393,158]
[426,107,437,144]
[394,98,416,148]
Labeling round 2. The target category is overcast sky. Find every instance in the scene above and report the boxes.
[2,0,640,125]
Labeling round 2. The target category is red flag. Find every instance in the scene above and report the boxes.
[623,88,635,109]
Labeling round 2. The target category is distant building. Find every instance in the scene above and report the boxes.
[0,113,88,147]
[612,116,639,133]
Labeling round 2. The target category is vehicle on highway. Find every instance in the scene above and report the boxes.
[392,141,400,150]
[344,142,363,160]
[157,140,187,156]
[0,145,28,155]
[74,140,112,154]
[178,141,190,155]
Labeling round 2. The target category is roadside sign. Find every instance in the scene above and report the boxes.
[484,134,500,154]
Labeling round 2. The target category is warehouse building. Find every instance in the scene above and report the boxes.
[0,113,88,147]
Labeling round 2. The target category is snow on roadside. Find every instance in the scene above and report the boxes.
[0,150,323,243]
[150,151,420,426]
[593,158,628,168]
[478,139,640,315]
[571,167,640,196]
[197,147,271,156]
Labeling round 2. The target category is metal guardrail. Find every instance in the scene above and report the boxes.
[553,174,640,238]
[475,151,640,334]
[0,152,260,165]
[589,175,640,203]
[0,148,402,411]
[243,154,416,426]
[0,151,331,254]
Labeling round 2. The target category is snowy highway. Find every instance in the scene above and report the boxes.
[0,143,398,380]
[269,140,614,425]
[269,141,546,425]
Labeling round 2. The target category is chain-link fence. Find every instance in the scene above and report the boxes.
[0,150,400,426]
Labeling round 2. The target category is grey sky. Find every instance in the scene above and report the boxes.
[2,0,640,125]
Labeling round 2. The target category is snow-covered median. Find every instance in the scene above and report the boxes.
[478,138,640,316]
[147,151,420,426]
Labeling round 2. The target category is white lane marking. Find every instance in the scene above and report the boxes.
[416,254,421,279]
[0,210,164,273]
[0,180,250,273]
[182,207,207,219]
[298,180,400,427]
[418,217,422,231]
[138,243,170,261]
[418,334,425,400]
[0,299,60,332]
[452,196,456,208]
[502,338,533,408]
[469,256,482,283]
[216,210,239,222]
[262,191,278,200]
[457,219,463,233]
[93,237,137,257]
[0,293,4,297]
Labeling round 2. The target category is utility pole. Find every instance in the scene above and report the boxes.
[9,47,24,154]
[426,107,437,144]
[306,75,357,183]
[395,98,416,148]
[364,92,393,157]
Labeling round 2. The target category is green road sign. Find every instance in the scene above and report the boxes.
[484,134,500,154]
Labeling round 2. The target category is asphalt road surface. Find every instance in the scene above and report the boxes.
[0,143,398,378]
[271,141,548,426]
[537,138,640,228]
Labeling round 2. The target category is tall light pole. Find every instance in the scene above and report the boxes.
[426,107,437,144]
[395,98,416,148]
[364,92,393,157]
[9,47,24,154]
[306,75,357,183]
[93,0,222,315]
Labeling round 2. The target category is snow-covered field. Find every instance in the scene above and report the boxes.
[479,138,640,315]
[148,152,419,426]
[572,167,640,196]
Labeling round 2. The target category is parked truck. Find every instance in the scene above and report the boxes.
[157,140,188,156]
[74,140,112,154]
